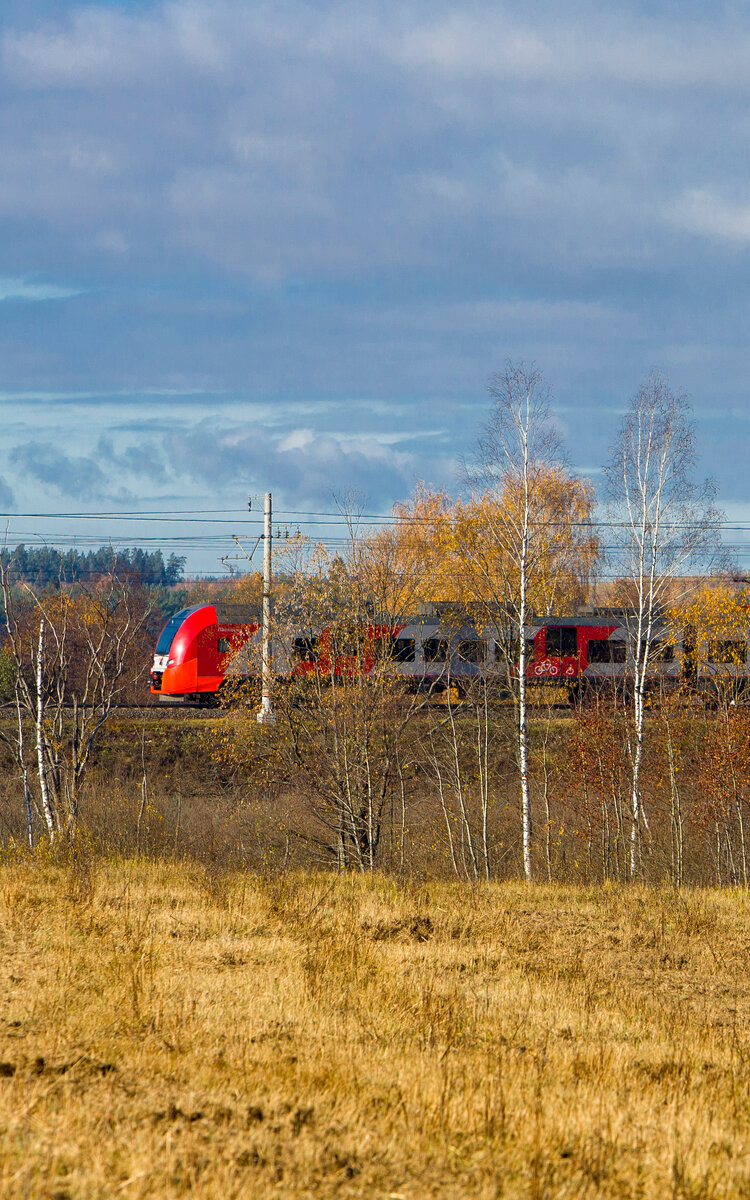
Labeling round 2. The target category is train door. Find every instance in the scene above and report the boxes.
[544,626,580,678]
[545,626,577,657]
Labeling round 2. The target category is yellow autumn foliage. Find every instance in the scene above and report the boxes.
[669,582,750,667]
[365,471,599,618]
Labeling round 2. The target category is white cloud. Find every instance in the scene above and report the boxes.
[0,277,83,301]
[670,188,750,245]
[385,11,750,89]
[1,1,299,88]
[392,19,557,79]
[277,428,316,452]
[0,387,222,401]
[8,3,750,99]
[161,420,423,504]
[3,7,167,86]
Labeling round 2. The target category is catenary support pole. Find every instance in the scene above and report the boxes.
[257,491,275,724]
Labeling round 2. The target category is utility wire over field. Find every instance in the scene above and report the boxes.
[6,505,750,581]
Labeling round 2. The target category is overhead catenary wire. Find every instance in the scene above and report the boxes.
[5,505,750,531]
[8,528,750,553]
[5,500,750,583]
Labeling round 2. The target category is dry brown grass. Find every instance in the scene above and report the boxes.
[1,860,750,1197]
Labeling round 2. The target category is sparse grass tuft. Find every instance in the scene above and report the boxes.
[1,863,750,1196]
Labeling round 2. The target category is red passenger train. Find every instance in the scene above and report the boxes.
[149,604,663,703]
[149,605,258,703]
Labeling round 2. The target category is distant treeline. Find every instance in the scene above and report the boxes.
[0,545,186,588]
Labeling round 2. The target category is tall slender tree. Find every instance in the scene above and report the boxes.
[465,362,583,879]
[605,372,723,877]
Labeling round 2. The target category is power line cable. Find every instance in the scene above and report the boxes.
[7,505,750,531]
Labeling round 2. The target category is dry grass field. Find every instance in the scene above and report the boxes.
[2,859,750,1197]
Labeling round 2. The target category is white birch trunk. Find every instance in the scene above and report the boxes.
[36,619,55,837]
[16,686,34,848]
[518,426,532,880]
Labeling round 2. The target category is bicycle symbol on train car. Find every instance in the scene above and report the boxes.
[533,657,560,677]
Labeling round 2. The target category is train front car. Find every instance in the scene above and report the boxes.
[150,605,259,703]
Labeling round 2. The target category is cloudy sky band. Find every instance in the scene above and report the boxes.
[1,0,749,569]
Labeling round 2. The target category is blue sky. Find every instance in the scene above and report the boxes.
[2,0,750,571]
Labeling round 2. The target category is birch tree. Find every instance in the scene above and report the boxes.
[605,372,723,878]
[465,362,577,880]
[0,564,152,839]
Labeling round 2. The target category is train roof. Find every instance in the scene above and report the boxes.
[530,615,630,628]
[214,605,260,624]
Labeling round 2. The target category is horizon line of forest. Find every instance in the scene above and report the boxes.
[0,545,187,589]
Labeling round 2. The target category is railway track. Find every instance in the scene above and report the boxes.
[0,701,224,721]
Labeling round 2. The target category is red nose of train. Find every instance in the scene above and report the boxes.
[150,605,258,701]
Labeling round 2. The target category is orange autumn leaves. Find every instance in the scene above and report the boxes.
[366,470,599,618]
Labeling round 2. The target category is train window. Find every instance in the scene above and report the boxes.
[332,629,361,657]
[709,639,746,664]
[423,638,449,663]
[155,607,200,655]
[545,626,578,657]
[640,639,675,663]
[506,638,536,661]
[587,639,627,664]
[393,637,416,663]
[457,639,482,663]
[587,639,606,663]
[493,637,534,663]
[217,637,231,653]
[293,636,319,661]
